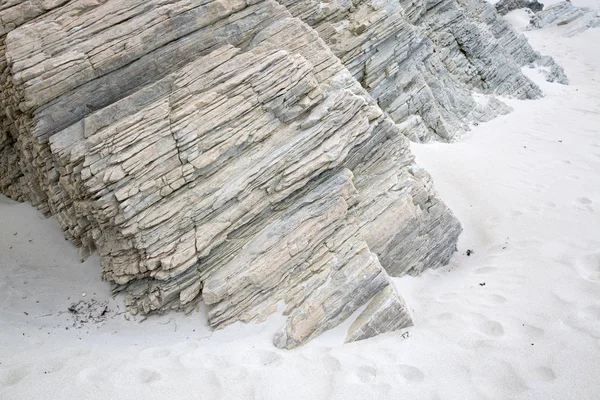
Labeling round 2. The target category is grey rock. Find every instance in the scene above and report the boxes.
[279,0,567,141]
[495,0,544,16]
[346,285,413,343]
[529,1,600,37]
[0,0,570,347]
[0,0,463,348]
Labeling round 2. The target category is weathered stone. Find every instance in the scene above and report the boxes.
[278,0,567,141]
[529,1,600,37]
[346,285,413,343]
[0,0,567,347]
[0,0,463,347]
[495,0,544,16]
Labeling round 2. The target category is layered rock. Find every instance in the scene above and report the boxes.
[529,1,600,37]
[495,0,544,16]
[0,0,464,348]
[279,0,567,141]
[0,0,569,347]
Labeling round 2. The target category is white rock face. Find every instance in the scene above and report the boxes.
[529,1,600,37]
[0,0,565,347]
[279,0,567,141]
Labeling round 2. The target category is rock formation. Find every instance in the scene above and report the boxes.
[0,0,565,347]
[279,0,567,141]
[529,1,600,37]
[495,0,544,16]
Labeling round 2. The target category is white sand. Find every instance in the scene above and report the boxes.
[2,17,600,400]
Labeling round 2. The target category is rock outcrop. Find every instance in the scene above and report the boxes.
[0,0,565,347]
[529,1,600,37]
[279,0,567,141]
[0,0,462,348]
[495,0,544,16]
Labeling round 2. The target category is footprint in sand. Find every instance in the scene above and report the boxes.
[396,365,425,382]
[458,335,489,350]
[198,369,224,391]
[242,349,283,367]
[484,294,508,305]
[201,354,231,369]
[136,368,162,384]
[0,365,31,387]
[487,362,529,395]
[574,197,594,213]
[434,312,454,322]
[521,324,545,339]
[576,252,600,282]
[533,366,556,382]
[224,366,250,380]
[479,320,505,337]
[37,357,68,374]
[531,183,546,193]
[583,305,600,321]
[185,341,200,351]
[354,365,377,383]
[560,311,600,340]
[321,354,342,372]
[78,366,109,385]
[374,382,392,394]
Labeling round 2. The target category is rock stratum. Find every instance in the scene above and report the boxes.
[529,1,600,37]
[0,0,565,348]
[495,0,544,16]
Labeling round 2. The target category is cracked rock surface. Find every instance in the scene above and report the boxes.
[0,0,564,347]
[279,0,567,141]
[495,0,544,16]
[529,1,600,37]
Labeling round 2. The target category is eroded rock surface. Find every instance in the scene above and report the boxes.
[0,0,463,348]
[279,0,567,141]
[529,1,600,37]
[0,0,564,347]
[495,0,544,16]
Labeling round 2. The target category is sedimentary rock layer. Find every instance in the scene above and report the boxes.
[495,0,544,16]
[280,0,567,141]
[0,0,568,347]
[0,0,464,348]
[529,1,600,37]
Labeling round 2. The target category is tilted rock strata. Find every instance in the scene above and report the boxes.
[346,285,413,343]
[0,0,462,348]
[279,0,567,141]
[458,0,567,85]
[495,0,544,16]
[529,1,600,37]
